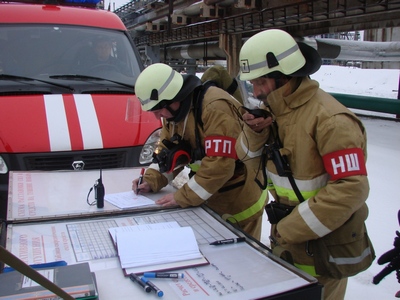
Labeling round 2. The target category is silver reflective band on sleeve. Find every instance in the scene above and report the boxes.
[148,163,160,171]
[148,163,174,182]
[239,136,264,158]
[298,200,331,238]
[187,177,212,201]
[139,68,176,105]
[240,44,299,73]
[268,172,329,191]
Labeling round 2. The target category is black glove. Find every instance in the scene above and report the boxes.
[373,210,400,285]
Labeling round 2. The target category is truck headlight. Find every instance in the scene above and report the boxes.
[139,128,162,164]
[0,156,8,174]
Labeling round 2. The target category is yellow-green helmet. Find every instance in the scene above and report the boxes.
[239,29,321,81]
[135,63,184,111]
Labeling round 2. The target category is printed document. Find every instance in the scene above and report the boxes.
[104,191,155,209]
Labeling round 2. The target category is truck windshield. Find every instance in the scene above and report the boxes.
[0,25,141,87]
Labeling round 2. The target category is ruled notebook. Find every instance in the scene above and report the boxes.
[108,222,209,275]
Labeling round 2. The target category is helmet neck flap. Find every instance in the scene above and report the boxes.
[166,74,201,123]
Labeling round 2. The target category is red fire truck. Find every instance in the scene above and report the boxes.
[0,0,162,214]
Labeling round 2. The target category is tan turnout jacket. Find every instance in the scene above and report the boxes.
[145,86,266,237]
[236,76,375,278]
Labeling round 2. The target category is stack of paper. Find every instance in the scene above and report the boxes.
[104,191,155,209]
[117,227,202,268]
[108,222,209,274]
[108,221,180,246]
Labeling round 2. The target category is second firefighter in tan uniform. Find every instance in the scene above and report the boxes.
[235,29,375,300]
[132,63,267,239]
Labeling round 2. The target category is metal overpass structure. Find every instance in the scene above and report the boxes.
[114,0,400,74]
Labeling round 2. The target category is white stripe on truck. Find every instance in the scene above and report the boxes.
[73,94,103,149]
[44,94,71,151]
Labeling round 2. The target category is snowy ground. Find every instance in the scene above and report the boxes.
[260,66,400,299]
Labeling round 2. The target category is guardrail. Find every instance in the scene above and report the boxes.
[331,93,400,117]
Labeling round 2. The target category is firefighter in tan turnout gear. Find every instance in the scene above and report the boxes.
[236,29,375,299]
[132,63,267,239]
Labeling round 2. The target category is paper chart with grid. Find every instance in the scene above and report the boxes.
[66,208,229,262]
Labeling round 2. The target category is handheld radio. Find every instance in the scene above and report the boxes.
[94,168,105,208]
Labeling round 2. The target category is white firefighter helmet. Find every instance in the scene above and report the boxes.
[135,63,184,111]
[239,29,321,81]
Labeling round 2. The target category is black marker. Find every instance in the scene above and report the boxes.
[136,167,145,194]
[210,237,246,246]
[129,273,151,293]
[141,277,164,297]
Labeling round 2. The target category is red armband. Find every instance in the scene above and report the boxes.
[204,136,237,159]
[323,148,367,180]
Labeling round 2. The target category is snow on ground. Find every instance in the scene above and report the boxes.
[312,65,399,100]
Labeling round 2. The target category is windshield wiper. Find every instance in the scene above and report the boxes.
[50,74,134,90]
[0,74,74,91]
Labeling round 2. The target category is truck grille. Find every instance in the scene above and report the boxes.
[25,153,124,170]
[21,147,142,171]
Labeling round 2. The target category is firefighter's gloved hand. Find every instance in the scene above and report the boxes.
[373,210,400,286]
[377,231,400,265]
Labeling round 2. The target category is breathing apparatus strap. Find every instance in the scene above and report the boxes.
[255,147,269,190]
[257,122,305,203]
[226,78,238,96]
[190,82,247,182]
[191,82,215,161]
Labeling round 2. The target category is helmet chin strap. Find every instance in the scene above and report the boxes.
[166,105,179,121]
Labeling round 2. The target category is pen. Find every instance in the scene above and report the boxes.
[209,237,246,246]
[141,277,164,297]
[2,260,68,273]
[129,273,152,293]
[143,272,184,279]
[136,167,145,194]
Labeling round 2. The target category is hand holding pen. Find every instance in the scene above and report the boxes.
[136,167,145,194]
[133,168,148,195]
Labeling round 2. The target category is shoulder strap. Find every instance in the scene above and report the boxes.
[271,123,305,203]
[256,122,305,202]
[191,82,214,161]
[193,80,216,129]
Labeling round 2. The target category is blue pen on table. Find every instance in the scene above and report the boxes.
[2,260,67,273]
[129,273,152,293]
[140,276,164,297]
[209,237,246,246]
[136,167,145,194]
[143,272,184,279]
